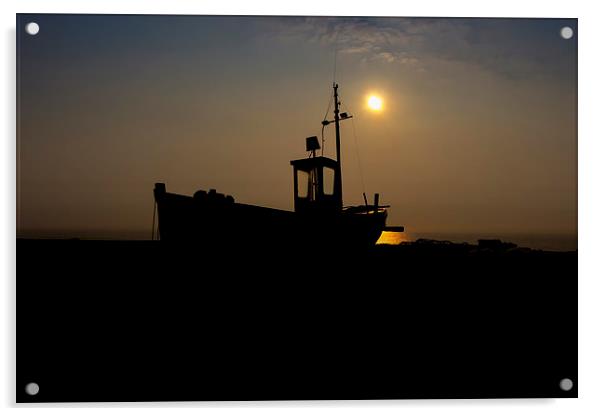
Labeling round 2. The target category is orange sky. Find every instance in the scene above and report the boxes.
[17,15,577,239]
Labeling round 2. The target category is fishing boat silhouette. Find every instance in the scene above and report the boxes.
[153,84,403,247]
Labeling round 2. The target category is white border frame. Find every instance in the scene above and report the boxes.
[3,1,601,415]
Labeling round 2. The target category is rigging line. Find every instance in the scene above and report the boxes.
[350,116,367,196]
[151,200,157,241]
[322,94,333,121]
[341,98,367,196]
[321,90,333,157]
[322,27,339,156]
[321,124,326,157]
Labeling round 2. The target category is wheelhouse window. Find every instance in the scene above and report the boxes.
[323,167,335,195]
[297,170,309,198]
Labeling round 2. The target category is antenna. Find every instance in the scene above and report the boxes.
[333,45,338,84]
[321,35,339,156]
[320,83,353,207]
[334,83,341,166]
[333,29,339,84]
[333,83,343,204]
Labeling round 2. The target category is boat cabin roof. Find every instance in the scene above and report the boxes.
[290,156,338,171]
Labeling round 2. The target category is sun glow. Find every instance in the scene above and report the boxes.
[376,231,409,245]
[367,95,383,111]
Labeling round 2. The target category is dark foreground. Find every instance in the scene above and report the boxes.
[17,238,577,402]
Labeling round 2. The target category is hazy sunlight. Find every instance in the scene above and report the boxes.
[367,95,383,111]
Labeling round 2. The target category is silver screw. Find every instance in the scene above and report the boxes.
[559,378,573,391]
[560,26,573,40]
[25,382,39,396]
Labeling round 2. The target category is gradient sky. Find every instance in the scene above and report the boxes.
[17,15,577,239]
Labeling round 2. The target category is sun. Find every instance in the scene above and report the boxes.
[367,95,383,111]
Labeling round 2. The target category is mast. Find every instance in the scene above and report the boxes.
[333,83,343,207]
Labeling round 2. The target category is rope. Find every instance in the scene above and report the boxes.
[350,116,367,196]
[321,29,340,156]
[322,94,333,121]
[321,124,326,157]
[321,92,333,156]
[340,99,367,197]
[151,201,157,241]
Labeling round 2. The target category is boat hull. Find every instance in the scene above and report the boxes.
[154,184,388,247]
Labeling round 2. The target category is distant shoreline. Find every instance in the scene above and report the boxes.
[401,232,577,252]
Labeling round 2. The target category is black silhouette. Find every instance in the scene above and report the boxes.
[153,84,399,247]
[17,237,577,402]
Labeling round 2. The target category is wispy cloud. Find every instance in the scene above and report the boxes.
[259,17,576,81]
[281,17,437,68]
